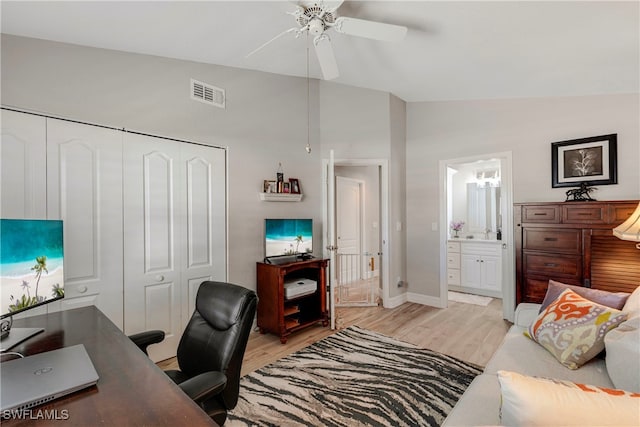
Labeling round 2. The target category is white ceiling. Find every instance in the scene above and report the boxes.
[2,1,638,102]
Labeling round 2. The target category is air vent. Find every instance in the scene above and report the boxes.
[190,79,225,109]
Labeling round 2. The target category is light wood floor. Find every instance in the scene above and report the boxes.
[158,298,511,376]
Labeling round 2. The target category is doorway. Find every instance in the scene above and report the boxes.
[439,152,515,321]
[323,157,390,328]
[334,171,379,307]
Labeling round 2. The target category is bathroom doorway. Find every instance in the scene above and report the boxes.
[439,152,515,321]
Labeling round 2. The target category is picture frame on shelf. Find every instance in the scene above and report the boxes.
[263,180,276,193]
[289,178,300,194]
[551,134,617,188]
[283,182,291,193]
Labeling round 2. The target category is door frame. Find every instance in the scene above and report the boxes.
[323,158,389,308]
[438,151,515,321]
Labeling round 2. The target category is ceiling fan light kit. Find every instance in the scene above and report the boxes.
[247,1,408,81]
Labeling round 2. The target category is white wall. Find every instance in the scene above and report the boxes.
[406,94,640,298]
[0,34,323,291]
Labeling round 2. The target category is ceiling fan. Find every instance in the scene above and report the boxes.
[246,0,408,80]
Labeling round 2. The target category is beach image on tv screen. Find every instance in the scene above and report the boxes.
[265,219,312,257]
[0,219,64,316]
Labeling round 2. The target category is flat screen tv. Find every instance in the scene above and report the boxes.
[264,218,313,260]
[0,218,64,350]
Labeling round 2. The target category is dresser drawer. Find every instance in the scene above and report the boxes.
[447,253,460,269]
[524,253,582,277]
[609,203,639,224]
[523,228,581,254]
[562,204,606,224]
[447,269,461,285]
[523,276,583,303]
[522,205,560,223]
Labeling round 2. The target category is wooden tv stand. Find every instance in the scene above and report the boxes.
[256,258,329,344]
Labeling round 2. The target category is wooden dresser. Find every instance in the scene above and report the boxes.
[514,200,640,304]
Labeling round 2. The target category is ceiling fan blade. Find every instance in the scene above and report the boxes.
[333,17,407,42]
[246,27,299,58]
[314,34,339,80]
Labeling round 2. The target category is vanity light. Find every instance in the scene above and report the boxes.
[613,202,640,249]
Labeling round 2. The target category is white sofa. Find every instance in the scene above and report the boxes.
[442,303,620,426]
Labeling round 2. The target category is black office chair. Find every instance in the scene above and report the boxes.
[130,281,257,425]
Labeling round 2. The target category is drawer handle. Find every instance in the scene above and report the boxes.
[533,213,546,216]
[577,213,591,216]
[544,237,557,241]
[78,285,88,294]
[544,263,558,267]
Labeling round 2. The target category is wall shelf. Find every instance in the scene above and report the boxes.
[259,192,303,202]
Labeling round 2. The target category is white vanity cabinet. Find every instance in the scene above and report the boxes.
[459,242,502,298]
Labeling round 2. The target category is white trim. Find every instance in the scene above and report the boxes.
[407,292,445,308]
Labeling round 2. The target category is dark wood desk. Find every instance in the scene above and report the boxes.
[1,306,215,426]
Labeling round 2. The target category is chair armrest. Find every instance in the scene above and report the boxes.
[128,330,165,355]
[514,303,542,328]
[178,371,227,404]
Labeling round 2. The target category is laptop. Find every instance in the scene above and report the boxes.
[0,344,99,412]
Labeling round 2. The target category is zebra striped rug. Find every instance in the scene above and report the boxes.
[227,326,482,426]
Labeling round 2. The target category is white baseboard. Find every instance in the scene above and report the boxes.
[383,292,407,308]
[383,291,446,309]
[407,292,446,308]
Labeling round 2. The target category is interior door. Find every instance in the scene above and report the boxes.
[181,143,227,318]
[123,133,183,362]
[323,150,337,329]
[46,119,124,327]
[0,109,47,219]
[336,176,362,282]
[123,133,226,362]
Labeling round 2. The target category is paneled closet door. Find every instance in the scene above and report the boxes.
[46,119,124,328]
[123,133,226,362]
[0,109,47,219]
[181,143,226,319]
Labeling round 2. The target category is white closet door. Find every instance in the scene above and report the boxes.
[124,133,183,362]
[181,143,226,319]
[0,109,47,219]
[46,119,124,328]
[123,134,225,362]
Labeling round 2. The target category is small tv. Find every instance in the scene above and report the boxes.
[264,218,313,260]
[0,219,64,350]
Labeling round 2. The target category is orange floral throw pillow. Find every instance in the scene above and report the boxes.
[525,288,628,369]
[498,370,640,426]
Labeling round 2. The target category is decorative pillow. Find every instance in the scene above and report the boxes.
[525,288,628,369]
[539,280,630,313]
[498,370,640,426]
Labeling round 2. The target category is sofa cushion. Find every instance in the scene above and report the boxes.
[526,288,628,369]
[622,285,640,316]
[540,280,630,312]
[441,374,500,427]
[498,370,640,427]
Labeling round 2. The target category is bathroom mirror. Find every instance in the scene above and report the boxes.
[449,160,502,238]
